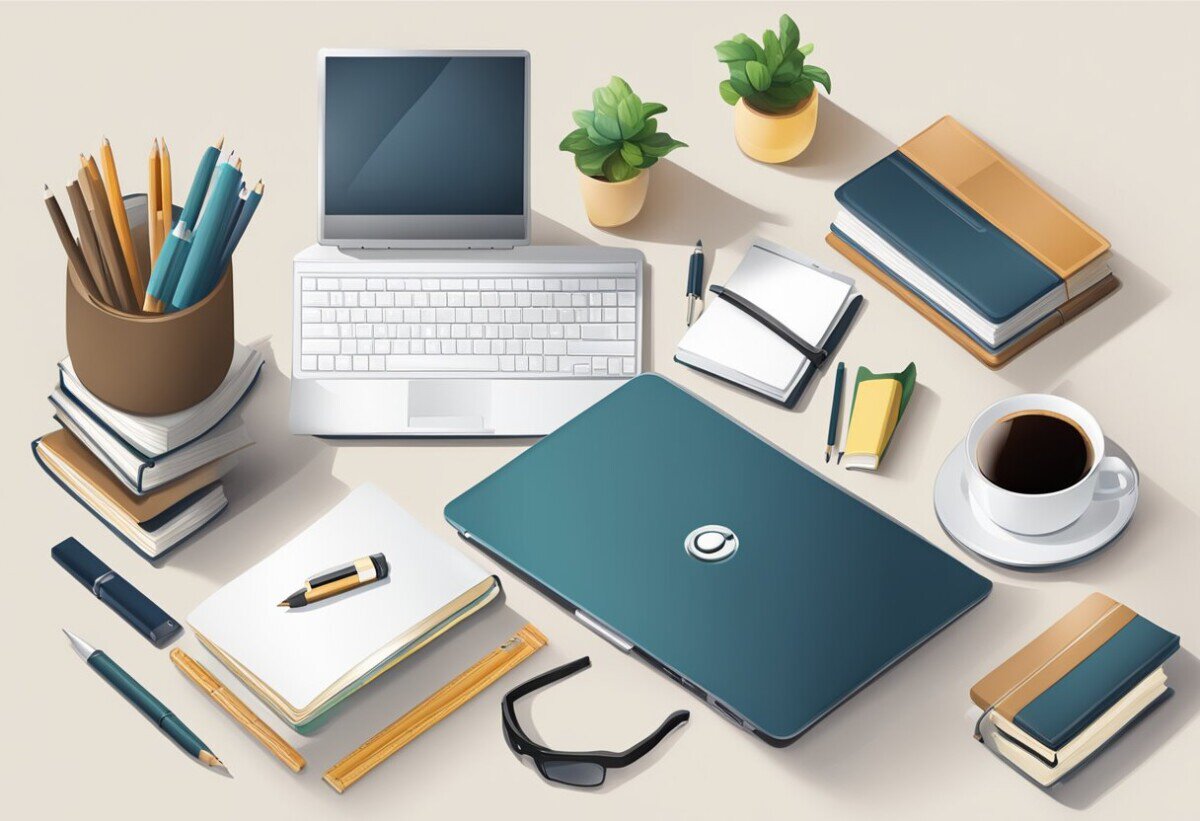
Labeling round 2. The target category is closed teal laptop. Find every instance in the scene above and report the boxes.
[445,375,991,745]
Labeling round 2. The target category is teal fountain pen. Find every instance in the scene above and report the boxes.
[64,630,228,773]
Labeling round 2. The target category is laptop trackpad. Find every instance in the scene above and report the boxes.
[407,381,492,432]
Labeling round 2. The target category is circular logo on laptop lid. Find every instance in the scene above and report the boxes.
[684,525,738,562]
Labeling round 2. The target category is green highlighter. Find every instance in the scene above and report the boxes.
[64,630,227,772]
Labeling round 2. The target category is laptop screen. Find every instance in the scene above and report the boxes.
[320,52,529,247]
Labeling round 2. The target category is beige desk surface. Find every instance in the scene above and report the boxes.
[4,1,1198,818]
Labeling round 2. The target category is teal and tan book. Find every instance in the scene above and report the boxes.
[828,116,1117,368]
[972,593,1179,787]
[841,363,916,471]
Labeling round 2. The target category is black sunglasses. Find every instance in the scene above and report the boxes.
[501,656,689,787]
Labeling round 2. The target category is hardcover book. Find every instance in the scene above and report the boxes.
[971,592,1179,786]
[828,116,1116,367]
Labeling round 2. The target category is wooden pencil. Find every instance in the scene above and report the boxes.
[160,137,173,233]
[65,180,115,307]
[323,623,548,794]
[43,184,100,301]
[78,159,136,312]
[148,139,163,265]
[171,649,305,773]
[71,173,123,309]
[100,138,144,302]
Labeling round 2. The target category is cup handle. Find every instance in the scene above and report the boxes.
[1093,456,1136,501]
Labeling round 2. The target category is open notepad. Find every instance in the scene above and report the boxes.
[675,239,861,406]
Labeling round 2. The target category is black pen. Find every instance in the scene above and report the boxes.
[826,362,845,463]
[686,240,704,325]
[278,553,389,608]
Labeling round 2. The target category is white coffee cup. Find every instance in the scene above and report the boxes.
[965,394,1135,535]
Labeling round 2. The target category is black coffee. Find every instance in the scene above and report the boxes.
[976,411,1092,494]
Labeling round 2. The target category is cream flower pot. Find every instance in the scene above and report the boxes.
[733,92,819,163]
[577,169,650,228]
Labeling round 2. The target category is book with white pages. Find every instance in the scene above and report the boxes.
[33,429,228,560]
[674,238,862,406]
[57,342,263,457]
[188,484,501,732]
[51,387,252,495]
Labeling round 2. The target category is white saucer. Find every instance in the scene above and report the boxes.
[933,438,1139,569]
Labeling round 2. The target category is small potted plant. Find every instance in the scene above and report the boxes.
[716,14,832,163]
[559,76,686,227]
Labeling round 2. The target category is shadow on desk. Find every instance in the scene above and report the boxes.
[601,160,784,247]
[998,254,1169,393]
[777,99,894,181]
[170,339,345,581]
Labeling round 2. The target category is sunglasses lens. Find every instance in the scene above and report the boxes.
[539,759,606,787]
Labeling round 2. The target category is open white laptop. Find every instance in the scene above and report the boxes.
[290,50,645,436]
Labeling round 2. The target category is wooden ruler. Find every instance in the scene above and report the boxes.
[324,623,548,793]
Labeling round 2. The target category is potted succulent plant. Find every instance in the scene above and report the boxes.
[716,14,832,163]
[559,76,686,227]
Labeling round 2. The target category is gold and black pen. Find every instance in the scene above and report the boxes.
[278,554,389,608]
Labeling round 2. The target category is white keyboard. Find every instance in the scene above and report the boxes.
[295,271,640,377]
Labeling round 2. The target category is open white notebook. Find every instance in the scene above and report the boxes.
[675,239,858,405]
[188,484,498,729]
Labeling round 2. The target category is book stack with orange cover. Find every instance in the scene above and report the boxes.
[33,344,263,560]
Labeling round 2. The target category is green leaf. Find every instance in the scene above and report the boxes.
[603,151,637,182]
[763,30,783,73]
[640,132,687,158]
[799,42,814,56]
[718,79,741,105]
[774,51,804,83]
[593,80,621,117]
[641,101,667,118]
[733,33,766,64]
[633,118,658,140]
[640,156,659,169]
[715,39,757,63]
[616,94,645,139]
[745,61,771,92]
[559,128,595,153]
[592,112,623,142]
[779,14,799,54]
[575,144,617,177]
[728,65,756,98]
[572,110,594,130]
[620,141,644,167]
[762,78,813,111]
[801,64,831,94]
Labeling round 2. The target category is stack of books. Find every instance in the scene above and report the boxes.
[827,116,1117,368]
[33,343,263,560]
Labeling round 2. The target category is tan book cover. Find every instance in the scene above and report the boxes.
[899,116,1110,288]
[37,428,235,523]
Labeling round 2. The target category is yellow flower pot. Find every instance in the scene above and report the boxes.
[733,92,819,164]
[577,169,650,228]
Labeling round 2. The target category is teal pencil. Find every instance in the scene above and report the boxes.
[178,135,224,231]
[210,182,247,285]
[170,154,242,310]
[143,222,193,311]
[217,179,263,275]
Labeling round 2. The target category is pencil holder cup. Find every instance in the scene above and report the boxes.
[65,194,234,416]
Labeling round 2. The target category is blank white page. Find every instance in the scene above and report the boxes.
[188,484,491,710]
[678,241,853,393]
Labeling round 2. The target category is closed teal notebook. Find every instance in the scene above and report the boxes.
[1014,615,1179,750]
[835,153,1061,324]
[445,375,991,744]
